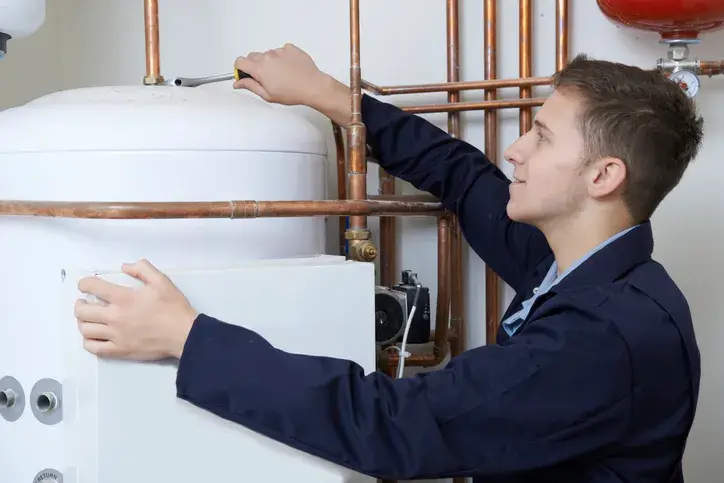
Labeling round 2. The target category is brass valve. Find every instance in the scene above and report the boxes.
[349,239,378,262]
[345,229,378,262]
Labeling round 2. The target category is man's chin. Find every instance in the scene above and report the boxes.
[506,203,535,225]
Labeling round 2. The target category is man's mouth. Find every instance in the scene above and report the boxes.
[512,177,526,184]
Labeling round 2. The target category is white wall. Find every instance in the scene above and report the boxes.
[2,0,722,481]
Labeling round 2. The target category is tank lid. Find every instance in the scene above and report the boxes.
[0,85,328,155]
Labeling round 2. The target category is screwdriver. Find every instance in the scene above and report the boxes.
[163,69,252,88]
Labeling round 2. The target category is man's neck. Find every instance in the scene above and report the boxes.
[541,213,636,275]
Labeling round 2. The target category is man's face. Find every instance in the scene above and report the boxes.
[504,89,590,228]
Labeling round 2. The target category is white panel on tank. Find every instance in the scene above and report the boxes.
[7,256,377,483]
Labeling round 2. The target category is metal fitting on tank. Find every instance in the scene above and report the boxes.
[30,378,63,425]
[36,392,59,413]
[0,388,16,408]
[0,375,25,422]
[346,229,378,262]
[143,75,165,86]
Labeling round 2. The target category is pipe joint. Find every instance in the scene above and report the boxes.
[143,75,165,85]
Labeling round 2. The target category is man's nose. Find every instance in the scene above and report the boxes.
[504,140,524,167]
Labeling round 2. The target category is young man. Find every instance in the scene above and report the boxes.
[75,44,703,482]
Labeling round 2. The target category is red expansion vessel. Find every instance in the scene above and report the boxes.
[597,0,724,41]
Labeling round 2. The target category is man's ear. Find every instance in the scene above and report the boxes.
[587,156,627,199]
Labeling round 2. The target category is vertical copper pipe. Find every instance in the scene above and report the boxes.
[333,122,348,255]
[447,0,461,138]
[556,0,569,70]
[484,0,501,346]
[519,0,532,133]
[433,215,452,357]
[348,0,367,231]
[447,0,466,370]
[143,0,162,84]
[379,169,396,286]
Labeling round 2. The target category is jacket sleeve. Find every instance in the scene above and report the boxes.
[361,94,550,291]
[176,306,633,480]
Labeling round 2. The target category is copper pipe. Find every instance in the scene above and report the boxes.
[447,6,465,483]
[333,122,348,255]
[369,194,438,203]
[447,0,465,369]
[382,215,451,368]
[699,60,724,76]
[447,0,461,139]
[362,76,551,95]
[0,200,443,219]
[484,0,501,346]
[347,0,367,231]
[401,97,544,114]
[378,168,396,287]
[432,251,457,352]
[143,0,163,84]
[556,0,569,71]
[519,0,532,134]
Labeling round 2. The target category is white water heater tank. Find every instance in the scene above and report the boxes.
[0,86,376,483]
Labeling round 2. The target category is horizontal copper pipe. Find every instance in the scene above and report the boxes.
[368,194,439,203]
[0,199,443,219]
[362,75,552,95]
[699,60,724,76]
[401,97,544,114]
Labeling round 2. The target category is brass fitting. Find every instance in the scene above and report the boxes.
[143,75,165,85]
[345,229,378,262]
[349,239,378,262]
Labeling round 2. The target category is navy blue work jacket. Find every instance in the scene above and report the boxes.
[175,94,701,482]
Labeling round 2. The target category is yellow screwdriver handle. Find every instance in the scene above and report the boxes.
[234,69,252,81]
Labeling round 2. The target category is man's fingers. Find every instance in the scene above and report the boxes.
[74,299,111,323]
[234,55,262,77]
[233,78,270,101]
[77,276,127,302]
[82,338,116,357]
[77,320,112,341]
[121,258,165,285]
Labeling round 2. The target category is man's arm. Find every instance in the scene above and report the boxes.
[310,75,550,291]
[176,302,632,480]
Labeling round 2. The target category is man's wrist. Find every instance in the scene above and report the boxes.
[170,308,199,359]
[308,73,353,127]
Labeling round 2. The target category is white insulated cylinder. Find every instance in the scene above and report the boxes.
[0,85,367,482]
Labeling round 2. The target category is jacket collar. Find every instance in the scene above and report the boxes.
[549,220,654,292]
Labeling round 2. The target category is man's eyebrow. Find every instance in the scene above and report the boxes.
[534,119,553,135]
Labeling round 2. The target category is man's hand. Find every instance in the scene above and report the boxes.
[233,43,327,106]
[74,259,198,360]
[233,43,352,126]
